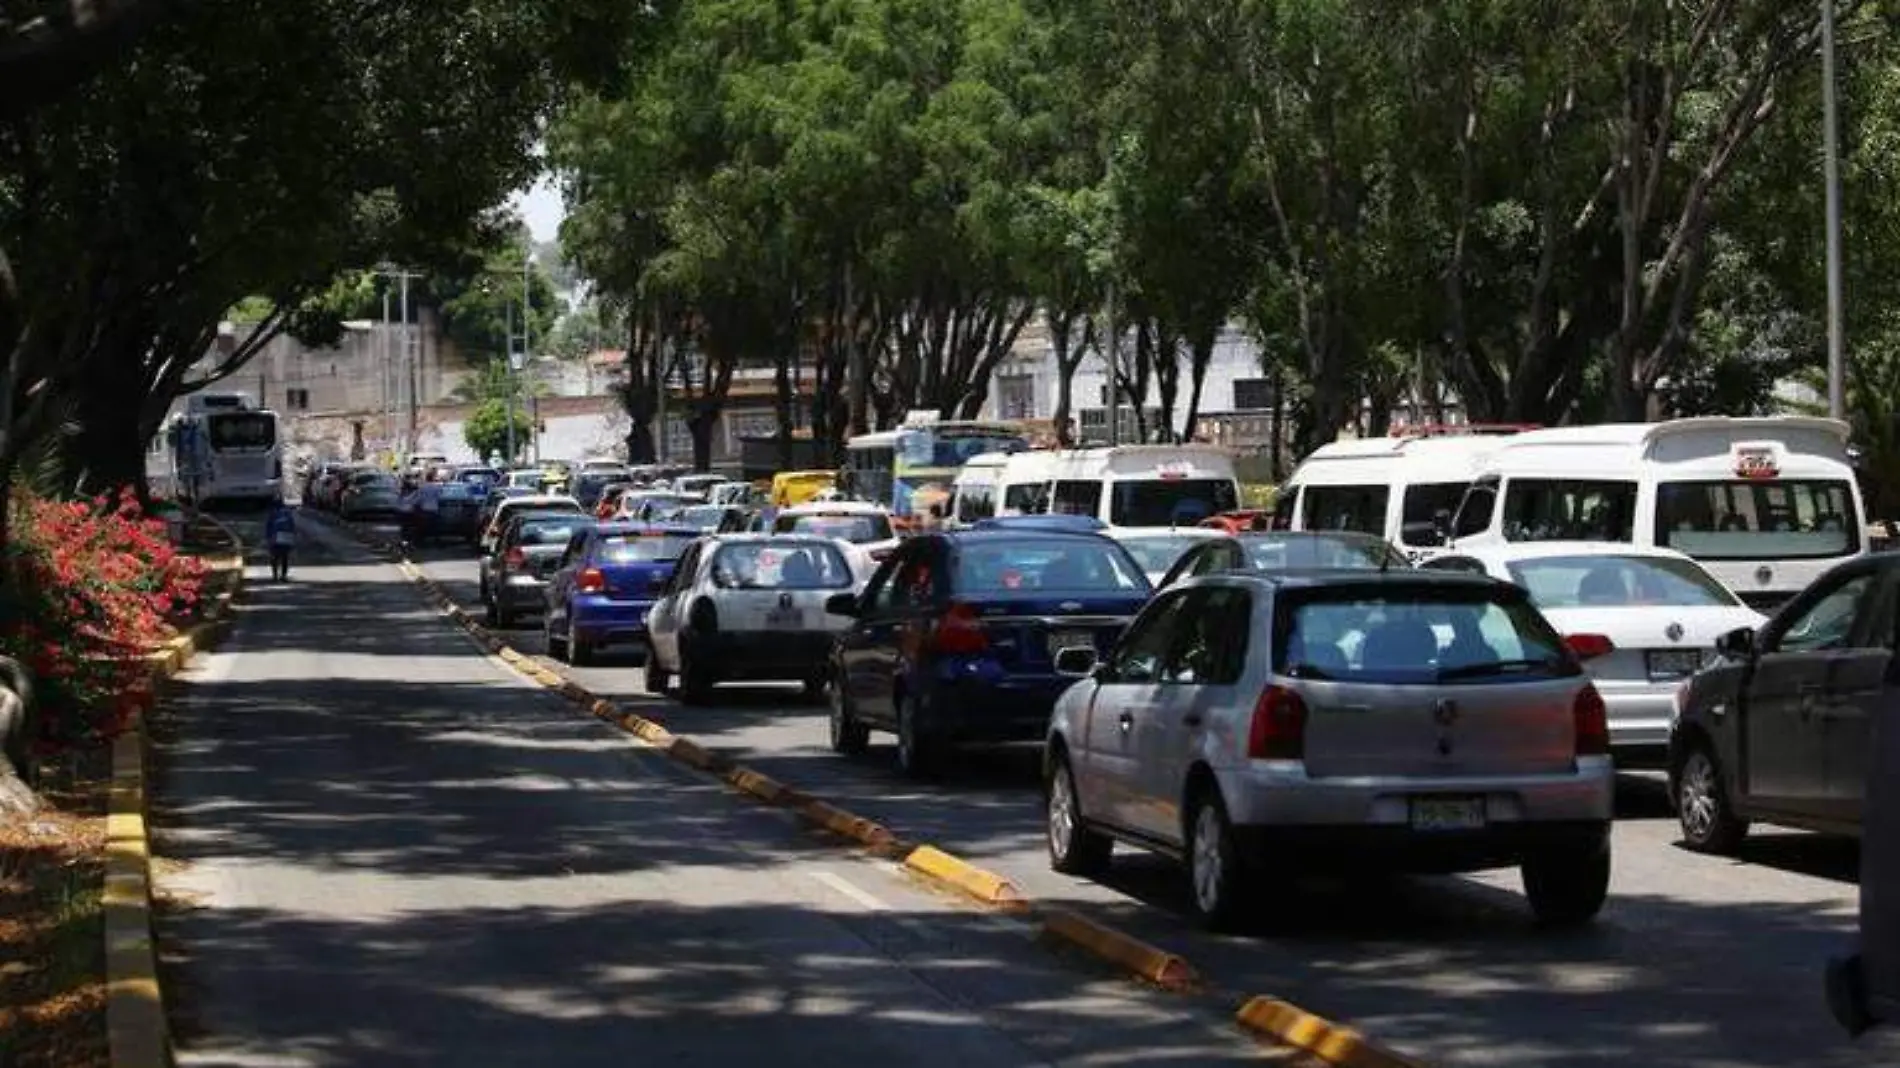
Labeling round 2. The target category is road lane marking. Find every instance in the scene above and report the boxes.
[811,869,889,911]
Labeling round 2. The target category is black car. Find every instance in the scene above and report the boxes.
[400,482,482,545]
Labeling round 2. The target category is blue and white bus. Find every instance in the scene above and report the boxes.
[165,392,283,507]
[842,415,1028,525]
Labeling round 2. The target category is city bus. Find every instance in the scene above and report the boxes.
[842,415,1028,523]
[164,392,283,507]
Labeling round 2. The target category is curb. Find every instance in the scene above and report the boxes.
[108,522,246,1068]
[329,516,1429,1068]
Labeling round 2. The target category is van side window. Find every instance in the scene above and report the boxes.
[1301,485,1387,534]
[1051,480,1102,517]
[1400,482,1468,546]
[1453,477,1498,538]
[1502,479,1638,543]
[956,484,996,523]
[1005,481,1050,515]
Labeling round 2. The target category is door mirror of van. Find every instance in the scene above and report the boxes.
[825,592,859,617]
[1054,646,1098,677]
[1716,626,1756,661]
[1400,520,1445,547]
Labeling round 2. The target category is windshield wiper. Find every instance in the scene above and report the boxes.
[1436,658,1560,681]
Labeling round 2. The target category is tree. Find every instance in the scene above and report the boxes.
[463,399,535,465]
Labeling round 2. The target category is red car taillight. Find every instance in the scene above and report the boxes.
[1562,633,1615,660]
[1573,682,1609,756]
[577,567,606,594]
[1248,684,1308,760]
[504,547,526,571]
[933,602,988,654]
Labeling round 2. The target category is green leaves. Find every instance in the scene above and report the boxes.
[463,398,535,466]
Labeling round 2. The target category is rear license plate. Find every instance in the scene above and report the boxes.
[1646,649,1703,679]
[766,608,805,629]
[1047,629,1095,656]
[1409,797,1486,832]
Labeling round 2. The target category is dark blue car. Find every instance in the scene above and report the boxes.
[543,522,701,664]
[825,528,1153,777]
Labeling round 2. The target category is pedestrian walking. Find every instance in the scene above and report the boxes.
[265,497,298,581]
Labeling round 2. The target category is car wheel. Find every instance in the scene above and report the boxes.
[569,622,595,667]
[801,669,829,704]
[546,620,569,662]
[1676,742,1749,854]
[679,644,715,706]
[1186,786,1249,931]
[828,676,869,756]
[1046,750,1111,876]
[643,641,671,695]
[1521,831,1611,928]
[894,692,936,778]
[1827,953,1877,1038]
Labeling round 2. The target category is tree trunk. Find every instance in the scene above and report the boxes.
[1181,330,1214,443]
[1048,308,1085,447]
[772,336,796,472]
[687,403,717,471]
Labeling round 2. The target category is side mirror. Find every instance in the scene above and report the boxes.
[1054,646,1098,676]
[1400,520,1445,547]
[1716,626,1757,661]
[825,592,859,617]
[930,501,948,519]
[1090,662,1115,683]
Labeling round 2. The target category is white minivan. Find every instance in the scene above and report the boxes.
[946,451,1010,528]
[1445,417,1867,609]
[1000,445,1241,530]
[1274,426,1530,561]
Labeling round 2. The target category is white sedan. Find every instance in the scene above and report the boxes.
[1106,527,1229,586]
[770,500,901,564]
[643,534,862,706]
[1419,541,1765,765]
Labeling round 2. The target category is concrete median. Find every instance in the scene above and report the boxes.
[1235,996,1429,1068]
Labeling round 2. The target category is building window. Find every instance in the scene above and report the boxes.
[664,416,693,459]
[285,388,311,411]
[1232,378,1274,411]
[726,409,784,441]
[996,374,1035,420]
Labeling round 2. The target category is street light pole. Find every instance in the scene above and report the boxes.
[400,271,416,461]
[381,289,393,458]
[505,297,518,464]
[1823,0,1847,421]
[522,251,534,462]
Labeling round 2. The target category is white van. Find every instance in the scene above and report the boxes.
[1002,445,1241,529]
[947,451,1011,527]
[997,450,1060,516]
[1447,417,1867,608]
[1275,427,1529,560]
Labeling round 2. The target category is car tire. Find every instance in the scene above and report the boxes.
[546,620,569,662]
[1185,786,1249,932]
[801,670,829,704]
[679,644,715,706]
[894,692,936,779]
[1521,829,1611,928]
[1046,750,1111,876]
[1676,742,1749,854]
[643,641,671,695]
[570,623,595,667]
[828,676,870,756]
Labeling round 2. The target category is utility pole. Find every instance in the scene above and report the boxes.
[522,251,534,462]
[382,290,393,457]
[400,271,416,461]
[656,338,670,465]
[505,296,518,464]
[1823,0,1847,421]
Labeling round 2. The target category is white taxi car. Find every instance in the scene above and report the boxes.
[644,534,862,705]
[770,500,901,564]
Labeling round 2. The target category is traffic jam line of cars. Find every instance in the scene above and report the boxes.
[314,506,1433,1068]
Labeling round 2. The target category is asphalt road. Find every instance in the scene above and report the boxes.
[393,521,1900,1068]
[148,514,1295,1068]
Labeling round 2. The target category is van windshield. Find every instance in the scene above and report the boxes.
[1655,479,1859,560]
[1110,478,1238,527]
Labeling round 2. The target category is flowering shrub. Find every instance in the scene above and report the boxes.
[0,488,208,748]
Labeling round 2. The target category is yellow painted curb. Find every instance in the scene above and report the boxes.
[1040,909,1199,991]
[726,766,791,803]
[667,737,727,771]
[902,845,1025,908]
[105,732,167,1068]
[1235,997,1430,1068]
[800,799,898,849]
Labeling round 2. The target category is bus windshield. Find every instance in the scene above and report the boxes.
[207,412,275,450]
[911,431,1028,468]
[1655,479,1859,560]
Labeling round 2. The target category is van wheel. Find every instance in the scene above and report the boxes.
[1676,743,1748,854]
[1046,751,1111,876]
[1186,787,1249,932]
[1522,830,1611,928]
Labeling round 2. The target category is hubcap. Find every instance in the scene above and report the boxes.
[1681,752,1718,839]
[1192,806,1224,913]
[1049,768,1076,858]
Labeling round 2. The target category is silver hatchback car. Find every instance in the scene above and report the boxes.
[1043,570,1616,930]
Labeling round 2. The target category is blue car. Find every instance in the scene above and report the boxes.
[543,522,702,665]
[825,528,1153,777]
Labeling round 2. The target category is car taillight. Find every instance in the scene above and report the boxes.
[1563,633,1615,660]
[933,602,988,655]
[1573,682,1609,756]
[504,547,526,571]
[577,568,606,594]
[1248,684,1307,760]
[870,548,892,562]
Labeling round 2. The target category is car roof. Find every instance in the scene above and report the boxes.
[1112,527,1227,540]
[596,521,701,536]
[500,494,579,507]
[1446,540,1698,565]
[779,500,888,515]
[941,528,1121,546]
[706,531,847,545]
[1179,568,1502,593]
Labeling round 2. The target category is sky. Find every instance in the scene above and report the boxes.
[511,174,565,243]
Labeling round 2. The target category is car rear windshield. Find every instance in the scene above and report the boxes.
[599,533,696,563]
[1242,533,1407,570]
[673,505,728,527]
[459,469,501,486]
[1276,585,1572,684]
[711,542,854,589]
[1116,534,1208,574]
[516,519,586,546]
[955,538,1149,593]
[776,513,893,543]
[1506,554,1740,609]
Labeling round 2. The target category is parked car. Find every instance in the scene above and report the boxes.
[1043,570,1616,930]
[773,501,901,564]
[1108,528,1231,587]
[479,511,595,627]
[666,503,742,532]
[617,490,697,522]
[544,522,700,665]
[340,471,403,519]
[573,468,630,511]
[1155,531,1410,588]
[477,493,584,556]
[826,528,1152,776]
[645,534,863,704]
[473,485,537,546]
[450,465,503,502]
[399,481,482,545]
[1419,542,1765,764]
[1668,552,1900,853]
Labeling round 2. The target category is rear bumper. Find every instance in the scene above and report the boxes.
[685,630,836,680]
[496,575,550,613]
[571,597,657,646]
[918,670,1075,743]
[1219,757,1617,830]
[1232,819,1611,874]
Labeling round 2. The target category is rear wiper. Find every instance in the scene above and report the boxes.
[1436,658,1559,681]
[1286,663,1335,681]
